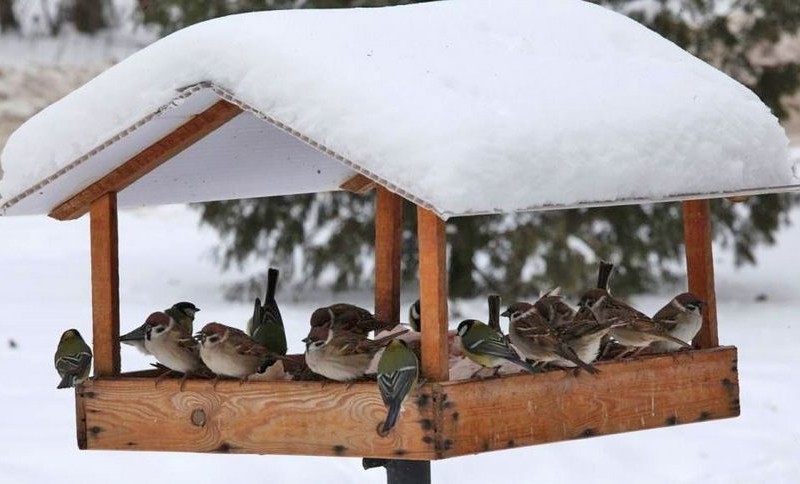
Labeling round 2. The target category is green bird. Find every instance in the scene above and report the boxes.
[54,329,92,389]
[247,268,287,355]
[377,339,419,435]
[457,319,536,377]
[120,301,200,354]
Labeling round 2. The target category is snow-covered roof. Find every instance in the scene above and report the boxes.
[0,0,796,219]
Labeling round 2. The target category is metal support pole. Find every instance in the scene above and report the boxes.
[363,458,432,484]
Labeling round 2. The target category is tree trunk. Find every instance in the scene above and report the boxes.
[0,0,19,33]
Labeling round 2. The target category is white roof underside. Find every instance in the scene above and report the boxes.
[0,0,797,219]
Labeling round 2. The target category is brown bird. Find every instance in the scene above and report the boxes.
[650,292,704,352]
[310,303,398,335]
[579,287,691,358]
[143,311,205,390]
[502,302,598,374]
[303,326,407,382]
[196,322,277,383]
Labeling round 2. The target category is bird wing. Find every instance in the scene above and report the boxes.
[56,351,92,377]
[466,331,519,361]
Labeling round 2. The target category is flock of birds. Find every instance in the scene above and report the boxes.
[54,262,705,435]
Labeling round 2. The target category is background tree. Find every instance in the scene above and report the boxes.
[0,0,19,33]
[142,0,800,299]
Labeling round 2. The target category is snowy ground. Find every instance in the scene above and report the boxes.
[0,204,798,483]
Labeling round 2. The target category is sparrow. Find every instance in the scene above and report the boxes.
[54,329,92,389]
[247,268,287,355]
[310,303,399,336]
[557,305,613,367]
[456,319,536,377]
[143,311,205,389]
[303,326,408,382]
[533,288,577,328]
[501,303,598,374]
[579,287,691,357]
[408,300,421,332]
[650,292,704,352]
[196,322,277,382]
[376,339,419,436]
[121,301,200,354]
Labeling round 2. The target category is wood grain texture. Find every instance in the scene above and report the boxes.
[75,386,88,450]
[435,346,739,458]
[374,187,404,323]
[417,207,449,382]
[49,100,242,221]
[80,378,437,459]
[340,174,376,194]
[90,193,120,376]
[682,199,718,348]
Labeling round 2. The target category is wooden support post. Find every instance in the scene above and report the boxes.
[417,207,449,382]
[682,199,718,348]
[374,187,403,323]
[90,192,120,376]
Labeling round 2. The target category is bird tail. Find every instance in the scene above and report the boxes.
[509,357,537,374]
[373,329,410,346]
[597,260,615,290]
[653,332,692,348]
[561,345,600,375]
[487,294,502,332]
[266,268,279,302]
[380,402,402,435]
[57,374,74,389]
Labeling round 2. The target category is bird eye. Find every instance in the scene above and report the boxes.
[155,327,165,333]
[208,336,219,343]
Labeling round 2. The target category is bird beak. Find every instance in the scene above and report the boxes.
[500,309,510,317]
[301,337,310,344]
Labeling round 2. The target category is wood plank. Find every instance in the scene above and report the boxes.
[340,174,376,194]
[374,187,404,323]
[81,379,437,459]
[435,346,739,459]
[49,100,242,221]
[682,199,718,348]
[417,207,449,382]
[90,193,120,376]
[75,386,88,450]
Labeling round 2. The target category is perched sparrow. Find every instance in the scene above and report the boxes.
[310,303,398,336]
[377,339,419,435]
[533,288,576,328]
[556,305,613,367]
[408,300,421,332]
[579,288,691,357]
[143,311,204,389]
[456,319,536,376]
[303,326,407,382]
[247,268,287,355]
[121,301,200,354]
[196,322,276,382]
[502,303,598,374]
[54,329,92,389]
[650,292,704,352]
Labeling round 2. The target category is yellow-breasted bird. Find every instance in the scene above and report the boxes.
[377,339,419,435]
[54,329,92,389]
[456,319,536,377]
[121,301,199,354]
[247,268,287,355]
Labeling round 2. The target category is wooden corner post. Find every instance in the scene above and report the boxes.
[374,187,403,323]
[90,192,121,376]
[417,207,449,382]
[682,199,718,348]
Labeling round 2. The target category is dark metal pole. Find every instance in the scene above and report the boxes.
[363,458,431,484]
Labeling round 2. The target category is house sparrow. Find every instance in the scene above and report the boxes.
[196,322,277,382]
[247,268,287,355]
[650,292,704,352]
[303,326,408,382]
[501,303,598,374]
[310,303,398,336]
[579,288,691,357]
[533,288,576,328]
[456,319,536,377]
[557,305,613,367]
[54,329,92,389]
[144,311,205,389]
[408,300,421,332]
[376,339,419,436]
[121,301,200,354]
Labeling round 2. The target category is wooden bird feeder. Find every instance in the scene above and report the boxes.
[0,1,796,482]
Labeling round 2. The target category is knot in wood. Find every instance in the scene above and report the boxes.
[191,408,207,427]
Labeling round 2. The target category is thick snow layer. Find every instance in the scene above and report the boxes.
[1,204,799,483]
[0,0,794,218]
